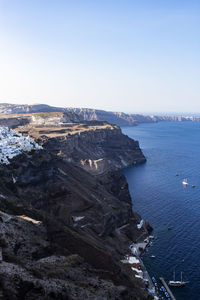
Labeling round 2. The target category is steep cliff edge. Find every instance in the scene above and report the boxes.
[19,120,146,174]
[0,113,151,300]
[0,112,145,173]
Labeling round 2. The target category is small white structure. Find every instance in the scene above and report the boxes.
[0,127,42,164]
[137,219,144,229]
[121,255,141,266]
[131,267,143,277]
[127,256,140,264]
[72,216,85,222]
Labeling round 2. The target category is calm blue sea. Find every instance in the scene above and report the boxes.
[122,122,200,300]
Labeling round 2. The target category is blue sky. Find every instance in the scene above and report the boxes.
[0,0,200,113]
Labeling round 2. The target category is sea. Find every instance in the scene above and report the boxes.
[122,121,200,300]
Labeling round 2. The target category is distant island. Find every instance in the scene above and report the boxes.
[0,103,200,127]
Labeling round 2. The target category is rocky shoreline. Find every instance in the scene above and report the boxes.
[0,112,153,299]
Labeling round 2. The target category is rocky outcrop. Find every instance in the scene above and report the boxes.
[0,113,152,299]
[34,123,146,174]
[29,111,84,125]
[67,108,139,126]
[0,113,145,174]
[0,112,84,129]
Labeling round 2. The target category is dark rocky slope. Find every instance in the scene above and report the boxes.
[0,113,152,300]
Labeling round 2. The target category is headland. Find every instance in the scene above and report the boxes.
[0,111,155,299]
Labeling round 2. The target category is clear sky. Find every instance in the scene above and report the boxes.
[0,0,200,113]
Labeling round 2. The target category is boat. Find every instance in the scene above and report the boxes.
[176,173,179,176]
[152,276,156,282]
[192,185,195,188]
[168,226,173,230]
[182,179,188,186]
[150,255,156,258]
[168,271,188,287]
[160,286,166,292]
[165,291,170,298]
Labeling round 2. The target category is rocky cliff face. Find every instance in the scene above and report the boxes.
[0,112,84,129]
[65,108,200,125]
[0,112,145,174]
[0,113,151,300]
[31,123,146,174]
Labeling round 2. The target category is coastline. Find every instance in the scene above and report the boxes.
[120,232,158,299]
[122,122,197,300]
[130,236,158,299]
[120,151,158,299]
[0,119,154,299]
[120,160,158,299]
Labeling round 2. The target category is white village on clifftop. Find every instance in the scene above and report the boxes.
[0,127,42,165]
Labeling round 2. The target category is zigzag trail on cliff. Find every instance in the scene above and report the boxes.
[0,112,153,300]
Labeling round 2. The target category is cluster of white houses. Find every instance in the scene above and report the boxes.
[0,127,42,164]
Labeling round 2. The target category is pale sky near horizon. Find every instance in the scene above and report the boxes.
[0,0,200,114]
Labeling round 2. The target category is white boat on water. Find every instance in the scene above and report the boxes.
[182,178,188,186]
[168,271,188,287]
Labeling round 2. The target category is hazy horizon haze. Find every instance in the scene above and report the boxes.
[0,1,200,113]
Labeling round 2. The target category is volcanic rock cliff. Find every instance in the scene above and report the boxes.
[0,113,151,300]
[25,123,145,174]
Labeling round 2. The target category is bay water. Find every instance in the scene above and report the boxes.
[122,122,200,300]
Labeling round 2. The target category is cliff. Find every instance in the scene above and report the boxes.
[0,111,84,129]
[1,103,200,127]
[0,112,146,173]
[0,113,151,300]
[25,122,145,174]
[64,108,200,125]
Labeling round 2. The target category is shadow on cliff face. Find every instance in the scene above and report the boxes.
[0,118,152,300]
[0,149,151,299]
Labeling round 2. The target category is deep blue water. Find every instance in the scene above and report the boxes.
[122,122,200,300]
